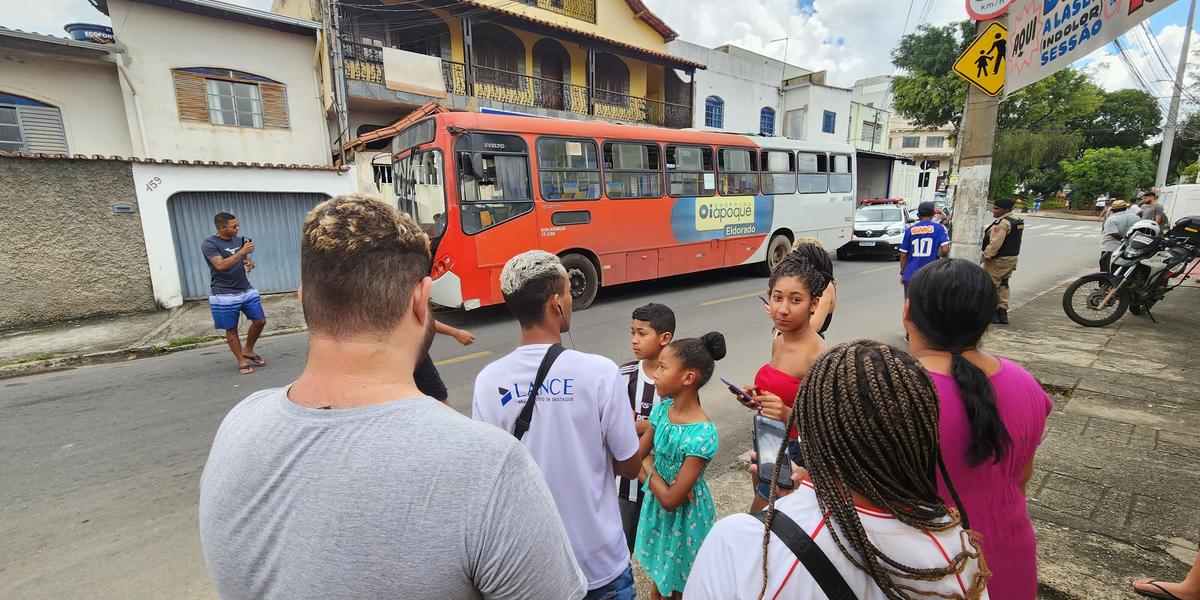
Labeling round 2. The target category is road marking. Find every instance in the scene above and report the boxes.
[1048,224,1072,230]
[862,265,897,273]
[434,351,492,367]
[701,291,764,307]
[1025,224,1049,230]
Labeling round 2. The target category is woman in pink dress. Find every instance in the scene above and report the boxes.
[904,258,1053,600]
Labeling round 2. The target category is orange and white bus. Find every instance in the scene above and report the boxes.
[394,112,856,310]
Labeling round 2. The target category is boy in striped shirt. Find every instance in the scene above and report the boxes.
[617,302,675,553]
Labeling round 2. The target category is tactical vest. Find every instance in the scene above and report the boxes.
[982,216,1024,257]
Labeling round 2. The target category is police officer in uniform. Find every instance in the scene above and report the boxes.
[981,197,1023,325]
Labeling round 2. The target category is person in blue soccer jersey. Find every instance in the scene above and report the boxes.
[899,202,951,297]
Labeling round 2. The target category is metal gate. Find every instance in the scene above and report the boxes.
[169,192,327,299]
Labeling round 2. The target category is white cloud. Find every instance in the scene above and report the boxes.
[645,0,965,86]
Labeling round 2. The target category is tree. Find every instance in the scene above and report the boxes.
[1060,147,1156,203]
[1084,89,1163,149]
[890,22,973,130]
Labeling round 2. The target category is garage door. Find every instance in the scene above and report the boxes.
[170,192,327,299]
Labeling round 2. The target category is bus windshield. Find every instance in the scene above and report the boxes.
[396,149,447,240]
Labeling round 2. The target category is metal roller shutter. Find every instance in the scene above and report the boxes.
[169,191,327,299]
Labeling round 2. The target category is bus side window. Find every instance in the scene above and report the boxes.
[603,142,663,199]
[718,148,758,195]
[537,138,601,201]
[666,145,715,197]
[830,154,853,193]
[459,151,533,235]
[797,152,829,193]
[760,150,796,195]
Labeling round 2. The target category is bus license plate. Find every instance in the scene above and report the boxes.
[1131,233,1153,245]
[859,241,876,247]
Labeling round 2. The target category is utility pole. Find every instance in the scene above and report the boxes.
[1155,0,1196,188]
[949,16,1004,263]
[326,0,351,167]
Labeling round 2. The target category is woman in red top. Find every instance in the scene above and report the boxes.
[732,252,829,511]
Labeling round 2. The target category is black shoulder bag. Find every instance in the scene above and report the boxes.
[754,510,859,600]
[512,344,566,441]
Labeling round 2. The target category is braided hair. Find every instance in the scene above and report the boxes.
[790,237,834,284]
[768,252,829,298]
[757,340,989,600]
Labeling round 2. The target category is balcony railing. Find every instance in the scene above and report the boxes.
[339,39,691,128]
[472,65,589,116]
[519,0,596,23]
[593,91,693,129]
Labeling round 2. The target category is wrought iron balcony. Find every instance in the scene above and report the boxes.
[593,91,693,129]
[519,0,596,23]
[472,65,589,115]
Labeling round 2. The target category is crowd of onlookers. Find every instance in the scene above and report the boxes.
[195,195,1195,600]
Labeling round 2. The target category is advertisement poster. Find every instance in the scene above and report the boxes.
[1006,0,1180,93]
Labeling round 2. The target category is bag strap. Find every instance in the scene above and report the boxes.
[513,343,566,441]
[754,510,859,600]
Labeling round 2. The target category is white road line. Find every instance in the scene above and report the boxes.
[1048,224,1072,230]
[1025,224,1050,230]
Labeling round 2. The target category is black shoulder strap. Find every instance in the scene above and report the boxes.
[513,344,566,441]
[754,510,859,600]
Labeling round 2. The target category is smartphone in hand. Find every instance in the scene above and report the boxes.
[720,377,759,408]
[753,414,794,490]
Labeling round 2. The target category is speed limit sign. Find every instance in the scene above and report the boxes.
[966,0,1016,19]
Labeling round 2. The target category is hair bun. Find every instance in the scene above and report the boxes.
[701,331,727,361]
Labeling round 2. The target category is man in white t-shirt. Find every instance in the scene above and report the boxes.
[473,250,642,599]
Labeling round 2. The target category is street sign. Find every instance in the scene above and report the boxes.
[953,22,1009,97]
[967,0,1017,19]
[1006,0,1181,93]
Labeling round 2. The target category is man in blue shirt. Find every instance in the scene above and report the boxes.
[202,212,267,375]
[899,202,951,297]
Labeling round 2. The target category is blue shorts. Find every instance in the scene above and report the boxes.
[209,289,265,331]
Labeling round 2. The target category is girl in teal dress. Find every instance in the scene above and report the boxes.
[633,332,724,600]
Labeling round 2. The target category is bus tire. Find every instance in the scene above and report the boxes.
[561,253,599,310]
[756,234,792,276]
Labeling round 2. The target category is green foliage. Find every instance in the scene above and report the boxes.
[1181,160,1200,183]
[1084,89,1163,149]
[1060,147,1156,202]
[891,73,969,130]
[1023,166,1070,197]
[999,69,1104,131]
[891,21,975,76]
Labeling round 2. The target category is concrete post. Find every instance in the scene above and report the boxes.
[1155,0,1196,187]
[949,18,1004,263]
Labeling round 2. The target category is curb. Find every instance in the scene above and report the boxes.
[0,326,308,381]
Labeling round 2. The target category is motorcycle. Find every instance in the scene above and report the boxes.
[1062,216,1200,327]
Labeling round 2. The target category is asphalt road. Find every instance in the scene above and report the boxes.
[0,215,1101,599]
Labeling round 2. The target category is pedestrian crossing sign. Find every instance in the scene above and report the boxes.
[953,22,1007,97]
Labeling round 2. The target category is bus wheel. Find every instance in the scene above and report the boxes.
[561,253,599,310]
[756,234,792,276]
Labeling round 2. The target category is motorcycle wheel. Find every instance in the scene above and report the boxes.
[1062,274,1130,327]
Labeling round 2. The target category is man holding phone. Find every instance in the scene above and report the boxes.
[202,212,267,375]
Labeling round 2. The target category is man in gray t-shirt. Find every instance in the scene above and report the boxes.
[1100,200,1139,272]
[199,196,584,600]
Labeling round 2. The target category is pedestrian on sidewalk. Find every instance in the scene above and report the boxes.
[905,259,1053,600]
[736,253,829,513]
[685,341,990,600]
[632,333,724,600]
[1133,550,1200,599]
[981,198,1024,325]
[899,201,951,297]
[202,212,266,375]
[618,303,676,554]
[1033,192,1044,214]
[1100,200,1139,273]
[1141,190,1168,227]
[1095,194,1109,216]
[472,250,641,600]
[199,195,585,599]
[413,319,475,404]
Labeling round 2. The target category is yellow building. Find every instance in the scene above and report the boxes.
[273,0,703,144]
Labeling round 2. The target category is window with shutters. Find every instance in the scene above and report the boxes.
[171,68,289,129]
[0,92,68,153]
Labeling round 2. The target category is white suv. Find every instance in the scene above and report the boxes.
[838,204,914,260]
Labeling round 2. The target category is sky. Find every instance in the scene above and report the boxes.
[4,0,1199,112]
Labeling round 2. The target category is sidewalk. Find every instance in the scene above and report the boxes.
[1023,208,1101,222]
[0,293,306,377]
[688,281,1199,599]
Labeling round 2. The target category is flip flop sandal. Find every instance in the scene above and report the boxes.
[238,364,255,375]
[1134,581,1184,600]
[242,354,266,367]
